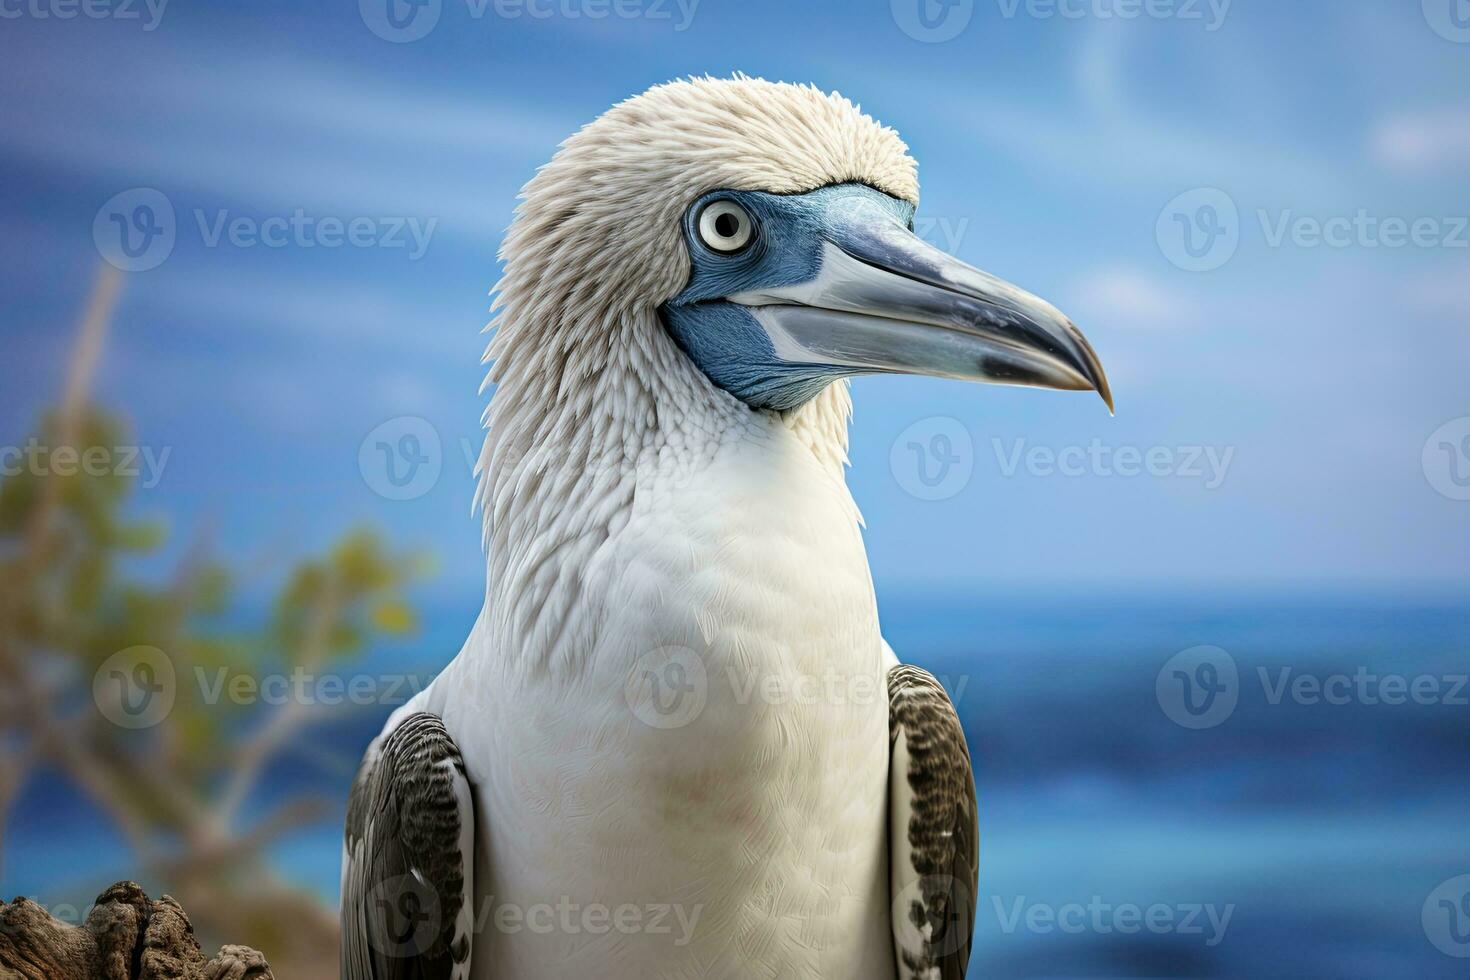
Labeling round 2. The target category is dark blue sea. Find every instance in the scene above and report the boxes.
[6,593,1469,978]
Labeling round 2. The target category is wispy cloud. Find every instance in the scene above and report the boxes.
[0,28,570,229]
[1401,259,1470,319]
[882,19,1355,209]
[1370,107,1470,175]
[134,266,483,361]
[1071,267,1196,330]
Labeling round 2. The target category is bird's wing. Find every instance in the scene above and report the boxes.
[341,712,474,980]
[887,663,978,980]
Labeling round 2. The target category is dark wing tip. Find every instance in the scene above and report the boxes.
[342,712,473,980]
[888,664,978,980]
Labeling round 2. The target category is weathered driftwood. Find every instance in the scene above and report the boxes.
[0,881,271,980]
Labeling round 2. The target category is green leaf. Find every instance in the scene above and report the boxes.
[370,599,417,635]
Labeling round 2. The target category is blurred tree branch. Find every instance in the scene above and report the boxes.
[0,266,428,973]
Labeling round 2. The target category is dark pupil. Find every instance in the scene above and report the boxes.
[714,212,740,239]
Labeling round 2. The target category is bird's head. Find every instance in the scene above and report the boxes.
[488,75,1110,439]
[660,181,1110,412]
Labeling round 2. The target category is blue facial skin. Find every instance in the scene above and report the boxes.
[658,183,917,412]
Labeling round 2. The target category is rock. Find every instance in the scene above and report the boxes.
[0,882,272,980]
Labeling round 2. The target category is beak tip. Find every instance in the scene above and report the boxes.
[1064,319,1113,416]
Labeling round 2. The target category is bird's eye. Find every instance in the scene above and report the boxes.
[697,200,755,253]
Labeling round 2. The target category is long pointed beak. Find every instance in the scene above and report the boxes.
[729,211,1113,414]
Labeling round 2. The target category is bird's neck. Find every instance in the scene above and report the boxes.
[473,305,853,675]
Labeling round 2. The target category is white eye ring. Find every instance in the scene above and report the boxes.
[697,200,755,253]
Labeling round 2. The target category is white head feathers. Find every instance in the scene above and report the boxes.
[492,76,916,353]
[476,77,916,621]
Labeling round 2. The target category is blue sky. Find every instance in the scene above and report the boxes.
[2,0,1468,599]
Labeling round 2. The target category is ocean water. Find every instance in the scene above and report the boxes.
[5,593,1468,978]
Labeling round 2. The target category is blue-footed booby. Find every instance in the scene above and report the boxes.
[341,76,1111,980]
